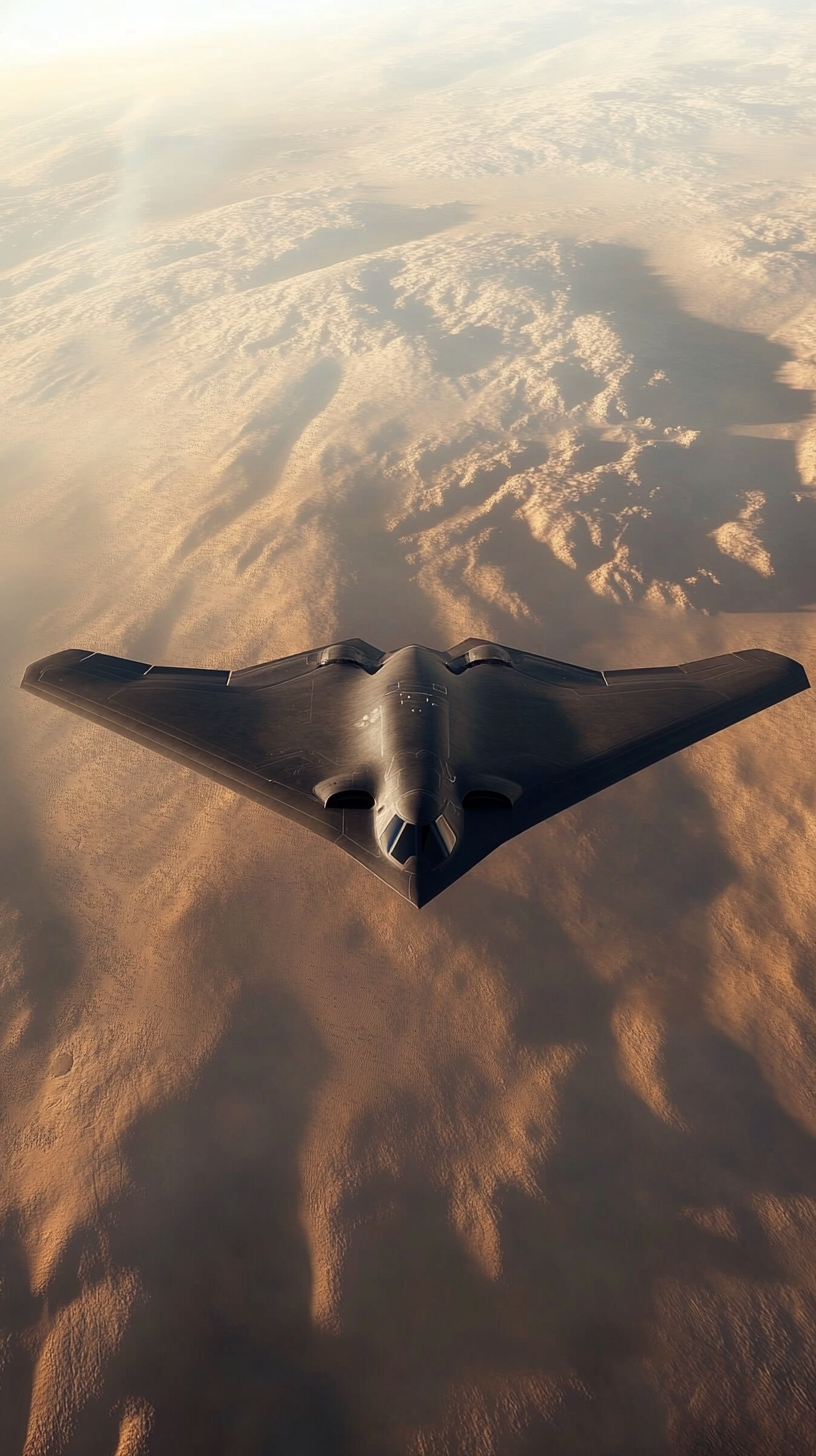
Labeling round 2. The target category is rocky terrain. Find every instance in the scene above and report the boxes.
[2,4,816,1451]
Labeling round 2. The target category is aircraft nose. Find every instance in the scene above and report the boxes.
[408,864,431,909]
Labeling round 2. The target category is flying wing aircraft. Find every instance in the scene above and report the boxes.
[21,638,808,906]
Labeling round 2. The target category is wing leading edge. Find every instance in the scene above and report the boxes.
[22,639,809,906]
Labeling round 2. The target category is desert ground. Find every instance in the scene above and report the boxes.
[3,3,816,1451]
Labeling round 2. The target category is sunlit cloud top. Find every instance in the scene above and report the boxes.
[0,0,373,63]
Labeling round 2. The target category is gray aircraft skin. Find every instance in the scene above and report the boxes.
[22,638,809,907]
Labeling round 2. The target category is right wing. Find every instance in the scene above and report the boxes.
[427,643,809,897]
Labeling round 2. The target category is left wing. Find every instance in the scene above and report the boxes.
[20,641,414,898]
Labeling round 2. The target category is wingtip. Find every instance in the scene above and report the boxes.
[736,648,810,693]
[771,652,810,696]
[21,648,95,691]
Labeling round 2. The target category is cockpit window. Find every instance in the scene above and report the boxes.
[434,813,457,855]
[383,813,457,866]
[384,816,415,864]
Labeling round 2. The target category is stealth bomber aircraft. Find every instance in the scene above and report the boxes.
[22,638,808,906]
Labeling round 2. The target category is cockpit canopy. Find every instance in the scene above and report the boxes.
[384,811,457,867]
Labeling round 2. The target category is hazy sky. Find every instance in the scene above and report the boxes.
[0,0,382,61]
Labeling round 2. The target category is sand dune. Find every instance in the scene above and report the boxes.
[3,5,816,1452]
